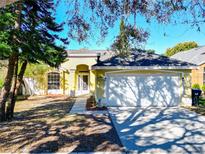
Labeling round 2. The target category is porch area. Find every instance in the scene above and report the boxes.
[65,64,96,97]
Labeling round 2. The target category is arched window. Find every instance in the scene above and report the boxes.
[48,72,60,90]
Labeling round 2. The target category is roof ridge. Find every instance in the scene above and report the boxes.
[67,49,111,51]
[95,50,197,67]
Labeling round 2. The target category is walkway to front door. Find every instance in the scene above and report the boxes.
[69,96,87,113]
[69,96,107,114]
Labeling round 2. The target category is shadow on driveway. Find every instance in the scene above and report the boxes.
[109,107,205,153]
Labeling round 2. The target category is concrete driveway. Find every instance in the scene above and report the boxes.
[109,107,205,153]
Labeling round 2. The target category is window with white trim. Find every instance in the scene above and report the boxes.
[48,72,60,89]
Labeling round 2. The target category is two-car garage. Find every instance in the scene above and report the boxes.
[105,73,181,107]
[92,51,196,107]
[92,51,204,153]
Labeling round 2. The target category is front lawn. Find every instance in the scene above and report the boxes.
[0,95,123,153]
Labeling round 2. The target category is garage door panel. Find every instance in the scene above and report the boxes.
[106,74,180,107]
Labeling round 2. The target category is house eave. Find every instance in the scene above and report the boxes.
[68,53,98,57]
[91,66,198,70]
[198,61,205,66]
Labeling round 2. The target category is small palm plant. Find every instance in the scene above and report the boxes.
[192,83,201,90]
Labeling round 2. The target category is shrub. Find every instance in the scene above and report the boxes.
[0,79,3,89]
[202,85,205,93]
[192,83,201,90]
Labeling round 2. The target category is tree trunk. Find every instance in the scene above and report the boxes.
[6,56,18,120]
[6,60,27,120]
[0,53,17,121]
[0,0,22,122]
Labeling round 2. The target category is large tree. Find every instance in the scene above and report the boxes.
[165,41,198,57]
[0,3,20,121]
[1,0,205,121]
[0,0,67,121]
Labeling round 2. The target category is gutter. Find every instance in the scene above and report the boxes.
[104,69,185,75]
[68,53,98,57]
[92,66,198,70]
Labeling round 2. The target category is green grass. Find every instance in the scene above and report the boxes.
[199,97,205,106]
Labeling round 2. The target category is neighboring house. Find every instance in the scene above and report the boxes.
[47,49,196,107]
[171,46,205,86]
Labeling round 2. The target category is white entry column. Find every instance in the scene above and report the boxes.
[69,69,76,96]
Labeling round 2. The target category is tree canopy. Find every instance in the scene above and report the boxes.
[0,12,15,58]
[56,0,205,43]
[111,20,130,58]
[165,41,198,57]
[111,19,149,57]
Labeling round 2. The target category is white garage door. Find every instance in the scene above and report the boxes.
[106,74,181,107]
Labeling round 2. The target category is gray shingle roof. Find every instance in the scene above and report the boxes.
[67,49,113,60]
[67,49,106,55]
[67,49,112,55]
[92,51,196,69]
[171,46,205,65]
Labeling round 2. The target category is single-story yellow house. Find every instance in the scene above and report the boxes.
[47,49,196,107]
[171,46,205,87]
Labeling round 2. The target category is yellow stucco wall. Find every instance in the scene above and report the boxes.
[61,57,97,70]
[94,69,192,105]
[46,54,193,106]
[59,57,97,95]
[192,63,205,86]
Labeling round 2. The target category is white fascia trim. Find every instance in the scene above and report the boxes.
[105,69,184,75]
[198,61,205,66]
[92,66,198,70]
[68,53,97,57]
[58,66,68,71]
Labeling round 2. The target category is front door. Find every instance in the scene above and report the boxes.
[77,74,89,95]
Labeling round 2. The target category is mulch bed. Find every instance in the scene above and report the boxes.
[183,105,205,116]
[86,96,107,111]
